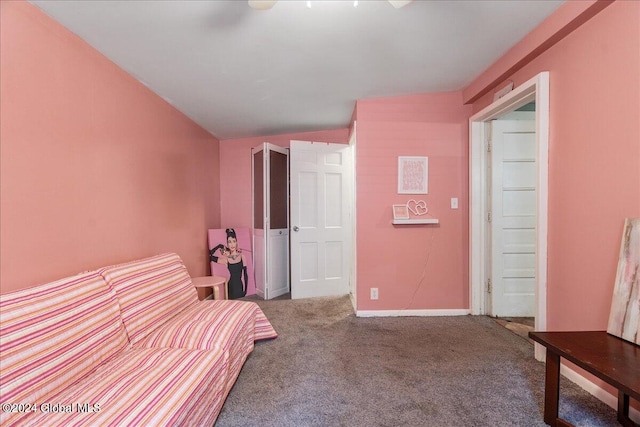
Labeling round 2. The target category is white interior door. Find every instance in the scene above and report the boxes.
[252,143,289,300]
[490,119,536,317]
[290,141,351,299]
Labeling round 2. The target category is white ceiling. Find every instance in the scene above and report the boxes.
[30,0,563,140]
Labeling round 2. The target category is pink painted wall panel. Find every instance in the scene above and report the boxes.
[0,2,220,293]
[462,0,612,104]
[466,1,639,401]
[219,129,349,229]
[469,0,640,332]
[356,92,472,311]
[471,16,639,416]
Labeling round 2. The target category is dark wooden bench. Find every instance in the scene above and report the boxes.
[529,331,640,427]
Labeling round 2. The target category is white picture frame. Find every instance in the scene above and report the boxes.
[392,204,409,220]
[398,156,428,194]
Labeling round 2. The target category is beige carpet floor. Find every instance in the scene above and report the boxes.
[215,295,618,427]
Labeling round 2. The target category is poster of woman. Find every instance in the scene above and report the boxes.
[208,228,255,299]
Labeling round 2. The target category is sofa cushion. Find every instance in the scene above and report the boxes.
[100,253,198,346]
[140,300,277,349]
[136,300,276,396]
[184,300,278,343]
[9,347,229,427]
[0,271,129,426]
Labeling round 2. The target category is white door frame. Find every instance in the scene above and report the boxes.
[348,122,358,311]
[469,72,549,352]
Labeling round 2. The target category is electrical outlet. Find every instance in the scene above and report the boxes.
[451,198,459,209]
[370,287,379,300]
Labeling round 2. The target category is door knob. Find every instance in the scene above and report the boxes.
[293,226,299,232]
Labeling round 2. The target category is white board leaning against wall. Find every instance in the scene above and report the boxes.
[607,218,640,345]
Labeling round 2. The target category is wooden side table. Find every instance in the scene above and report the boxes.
[529,331,640,427]
[192,276,227,301]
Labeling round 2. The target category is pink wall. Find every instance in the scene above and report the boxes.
[0,1,221,293]
[467,0,640,332]
[219,128,349,229]
[355,92,472,311]
[463,0,614,104]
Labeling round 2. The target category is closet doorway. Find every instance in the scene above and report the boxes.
[469,72,549,359]
[252,140,356,302]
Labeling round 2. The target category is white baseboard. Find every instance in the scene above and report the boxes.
[560,364,640,423]
[356,309,470,317]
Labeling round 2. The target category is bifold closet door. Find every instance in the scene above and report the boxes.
[252,143,289,300]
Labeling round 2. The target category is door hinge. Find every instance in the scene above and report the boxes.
[487,141,492,153]
[487,278,492,293]
[487,211,492,223]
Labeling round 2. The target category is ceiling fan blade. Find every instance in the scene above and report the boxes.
[248,0,277,10]
[387,0,413,8]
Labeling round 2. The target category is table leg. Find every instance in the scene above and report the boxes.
[544,350,561,426]
[617,391,639,427]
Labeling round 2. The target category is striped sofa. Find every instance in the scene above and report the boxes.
[0,253,277,426]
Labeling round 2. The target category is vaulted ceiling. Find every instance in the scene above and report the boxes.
[30,1,564,140]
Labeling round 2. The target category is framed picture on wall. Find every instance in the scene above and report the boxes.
[398,156,428,194]
[392,204,409,220]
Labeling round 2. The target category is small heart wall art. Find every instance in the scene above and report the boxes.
[406,199,428,216]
